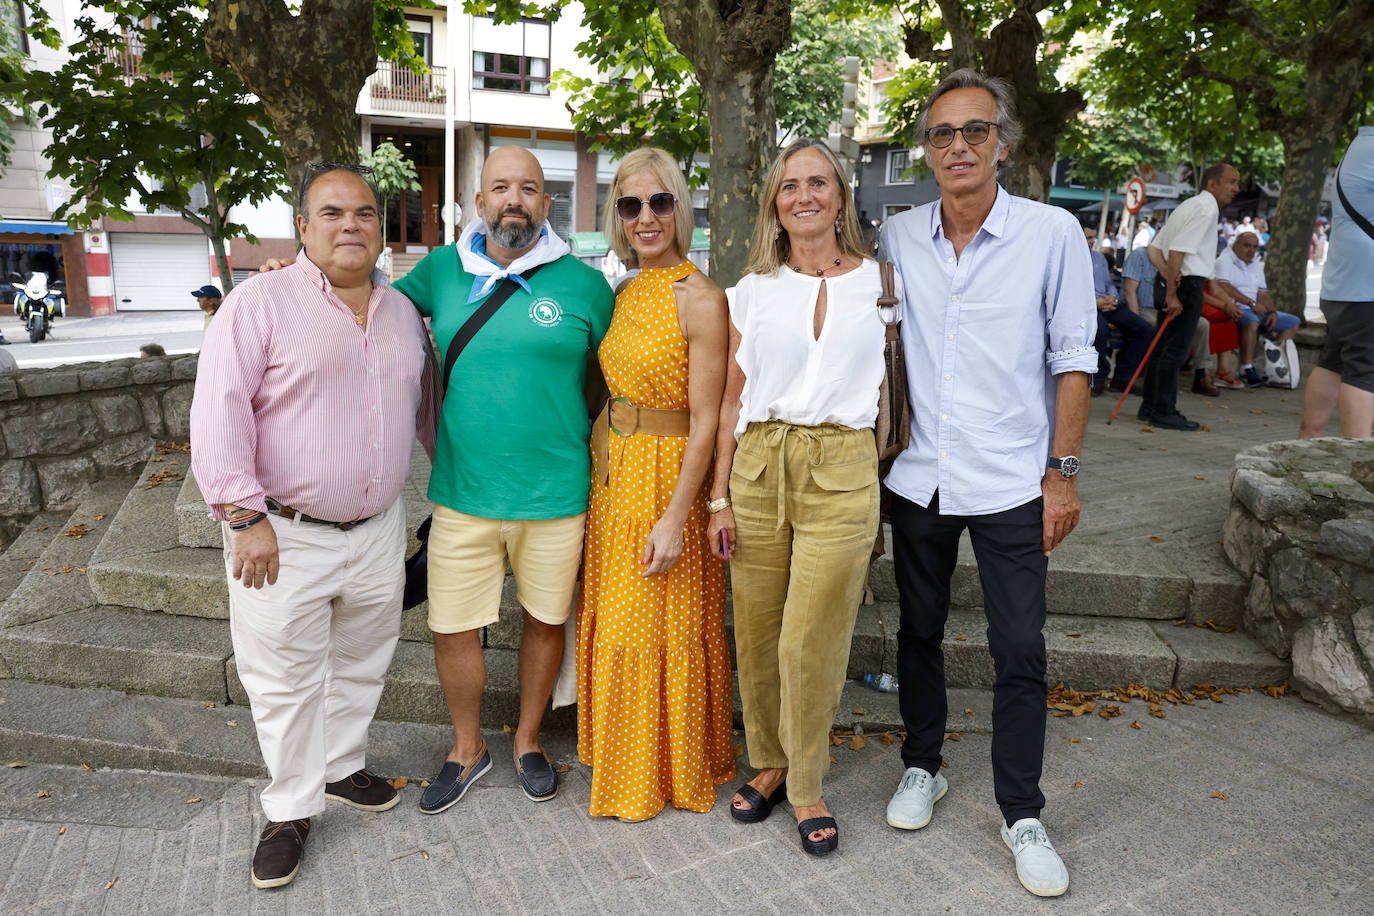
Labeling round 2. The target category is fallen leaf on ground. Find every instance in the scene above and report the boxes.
[955,633,968,641]
[226,721,237,727]
[387,777,408,790]
[37,790,50,799]
[829,732,843,746]
[941,761,948,768]
[502,724,515,734]
[1210,791,1229,800]
[1194,475,1208,481]
[58,826,66,835]
[80,763,95,772]
[1149,536,1163,543]
[1198,619,1237,633]
[851,708,865,716]
[849,735,867,750]
[1099,704,1122,720]
[185,798,202,804]
[105,878,118,890]
[1260,681,1289,698]
[1199,425,1211,432]
[1149,703,1165,719]
[1130,720,1142,729]
[31,525,48,531]
[1072,781,1086,789]
[1070,737,1081,743]
[734,742,745,757]
[555,764,570,774]
[1067,633,1081,638]
[1173,618,1189,627]
[92,513,106,521]
[7,762,26,768]
[64,524,93,539]
[201,702,216,709]
[829,754,838,765]
[1140,426,1154,432]
[964,707,975,716]
[1250,410,1265,415]
[387,849,430,862]
[880,732,895,745]
[943,732,961,741]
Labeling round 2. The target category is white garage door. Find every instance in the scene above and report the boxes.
[110,233,212,311]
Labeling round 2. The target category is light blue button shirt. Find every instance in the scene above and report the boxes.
[1324,126,1374,303]
[881,186,1098,516]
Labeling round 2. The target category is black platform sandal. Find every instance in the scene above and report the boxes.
[797,816,839,856]
[730,782,787,824]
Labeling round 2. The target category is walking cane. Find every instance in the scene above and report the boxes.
[1106,312,1174,425]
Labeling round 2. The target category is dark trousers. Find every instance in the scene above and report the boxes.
[1095,304,1154,383]
[889,489,1048,827]
[1144,274,1206,416]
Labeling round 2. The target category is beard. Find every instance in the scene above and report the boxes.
[486,207,542,250]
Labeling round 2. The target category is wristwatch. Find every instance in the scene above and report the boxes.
[707,497,732,513]
[1047,456,1080,479]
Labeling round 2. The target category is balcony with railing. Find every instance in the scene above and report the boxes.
[367,60,447,116]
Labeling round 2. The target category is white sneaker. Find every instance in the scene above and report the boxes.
[885,766,947,830]
[1001,817,1069,897]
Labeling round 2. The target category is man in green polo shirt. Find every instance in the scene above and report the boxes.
[396,147,614,813]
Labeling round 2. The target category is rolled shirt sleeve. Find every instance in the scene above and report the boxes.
[1045,213,1100,375]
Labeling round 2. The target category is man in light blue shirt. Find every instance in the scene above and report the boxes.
[1086,226,1153,394]
[879,69,1095,899]
[1300,126,1374,438]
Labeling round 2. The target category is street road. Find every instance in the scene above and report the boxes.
[0,311,206,369]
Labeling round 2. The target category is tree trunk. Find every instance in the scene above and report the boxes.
[1266,132,1336,319]
[205,0,375,207]
[209,233,234,295]
[657,1,790,287]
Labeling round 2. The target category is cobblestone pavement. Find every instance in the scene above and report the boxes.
[3,691,1370,915]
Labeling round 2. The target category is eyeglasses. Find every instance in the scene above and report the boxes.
[616,192,675,221]
[305,161,375,175]
[925,121,999,149]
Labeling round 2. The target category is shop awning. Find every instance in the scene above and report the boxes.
[569,229,712,257]
[0,221,74,235]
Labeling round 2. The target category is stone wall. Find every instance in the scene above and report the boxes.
[0,356,197,542]
[1224,438,1374,723]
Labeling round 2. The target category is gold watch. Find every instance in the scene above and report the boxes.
[707,497,731,513]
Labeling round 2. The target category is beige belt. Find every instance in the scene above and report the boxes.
[591,397,691,485]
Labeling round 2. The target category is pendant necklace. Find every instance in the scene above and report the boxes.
[788,258,843,277]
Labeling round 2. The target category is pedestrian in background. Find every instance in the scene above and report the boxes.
[192,284,222,329]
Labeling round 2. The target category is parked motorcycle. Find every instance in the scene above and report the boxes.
[12,272,65,342]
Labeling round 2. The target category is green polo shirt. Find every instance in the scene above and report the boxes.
[395,247,614,519]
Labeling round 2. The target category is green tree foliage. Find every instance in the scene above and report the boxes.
[0,0,61,174]
[362,141,422,248]
[1094,0,1374,316]
[1058,114,1173,191]
[21,1,287,292]
[871,0,1106,202]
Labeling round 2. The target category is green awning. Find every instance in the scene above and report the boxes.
[568,232,610,257]
[1050,186,1124,209]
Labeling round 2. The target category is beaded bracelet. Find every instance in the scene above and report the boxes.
[228,511,268,531]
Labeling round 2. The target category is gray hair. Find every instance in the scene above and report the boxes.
[915,68,1023,158]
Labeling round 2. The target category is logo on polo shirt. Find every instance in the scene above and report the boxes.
[528,297,563,328]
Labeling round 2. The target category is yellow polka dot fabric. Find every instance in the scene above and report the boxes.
[576,259,735,820]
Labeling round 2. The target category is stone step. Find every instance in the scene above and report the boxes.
[0,479,132,632]
[0,678,994,781]
[867,533,1248,626]
[0,605,232,701]
[174,468,218,548]
[0,509,70,608]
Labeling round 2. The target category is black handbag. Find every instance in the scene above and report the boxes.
[401,263,549,610]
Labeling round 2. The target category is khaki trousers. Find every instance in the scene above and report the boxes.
[728,421,879,805]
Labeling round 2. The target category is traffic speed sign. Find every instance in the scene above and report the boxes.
[1125,177,1147,214]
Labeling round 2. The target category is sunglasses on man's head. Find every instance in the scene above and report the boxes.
[305,161,375,175]
[616,192,675,221]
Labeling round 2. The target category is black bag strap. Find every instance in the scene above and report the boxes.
[1335,164,1374,243]
[442,261,548,393]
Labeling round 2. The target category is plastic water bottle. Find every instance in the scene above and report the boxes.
[864,672,899,693]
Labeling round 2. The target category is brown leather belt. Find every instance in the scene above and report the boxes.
[591,397,691,485]
[264,497,377,532]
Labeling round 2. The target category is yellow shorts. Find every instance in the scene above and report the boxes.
[426,505,585,634]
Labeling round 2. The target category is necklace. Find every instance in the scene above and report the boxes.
[788,257,843,277]
[353,311,366,327]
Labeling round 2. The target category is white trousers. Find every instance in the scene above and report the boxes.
[225,498,406,822]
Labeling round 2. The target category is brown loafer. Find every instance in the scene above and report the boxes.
[325,768,400,812]
[252,818,310,889]
[1191,372,1219,397]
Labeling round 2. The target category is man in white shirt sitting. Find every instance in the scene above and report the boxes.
[1212,229,1300,387]
[879,68,1096,899]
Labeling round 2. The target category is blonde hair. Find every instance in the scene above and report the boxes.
[602,147,694,266]
[746,138,867,276]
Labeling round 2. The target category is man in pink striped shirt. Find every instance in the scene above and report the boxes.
[191,165,436,890]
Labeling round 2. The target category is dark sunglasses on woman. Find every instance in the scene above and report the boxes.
[616,192,676,221]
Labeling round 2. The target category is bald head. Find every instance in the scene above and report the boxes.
[476,146,549,255]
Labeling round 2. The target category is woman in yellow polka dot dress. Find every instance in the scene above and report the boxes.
[576,147,735,821]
